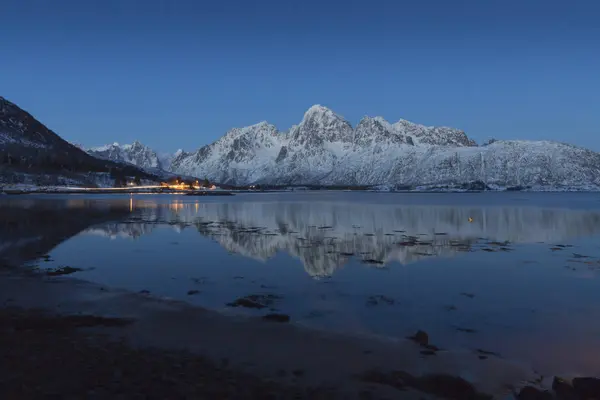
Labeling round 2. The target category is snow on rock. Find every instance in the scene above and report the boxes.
[169,105,600,189]
[87,141,163,171]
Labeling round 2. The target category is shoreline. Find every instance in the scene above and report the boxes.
[3,189,600,196]
[0,267,544,399]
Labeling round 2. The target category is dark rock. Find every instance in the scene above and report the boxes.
[475,349,501,358]
[366,295,395,306]
[517,386,553,399]
[227,298,265,309]
[572,377,600,399]
[572,253,590,259]
[187,290,200,296]
[552,377,578,399]
[227,294,281,309]
[262,314,290,323]
[361,259,384,265]
[46,266,83,276]
[408,330,429,346]
[139,290,150,294]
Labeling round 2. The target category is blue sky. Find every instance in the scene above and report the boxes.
[1,0,599,153]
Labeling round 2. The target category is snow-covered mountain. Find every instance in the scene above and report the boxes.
[170,105,600,189]
[87,141,164,171]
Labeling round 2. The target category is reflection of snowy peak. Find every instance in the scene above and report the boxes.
[169,105,600,188]
[92,200,600,278]
[84,222,157,239]
[88,141,164,171]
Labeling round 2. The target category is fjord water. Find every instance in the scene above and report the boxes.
[2,192,600,376]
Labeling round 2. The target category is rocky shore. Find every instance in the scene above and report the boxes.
[1,268,598,399]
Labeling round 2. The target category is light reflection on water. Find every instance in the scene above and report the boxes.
[2,192,600,376]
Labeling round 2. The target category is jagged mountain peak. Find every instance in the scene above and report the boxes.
[223,121,278,138]
[87,140,163,171]
[303,104,337,117]
[117,103,600,190]
[391,118,475,147]
[301,104,349,126]
[291,104,353,145]
[357,115,394,130]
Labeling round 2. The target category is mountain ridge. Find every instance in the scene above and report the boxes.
[7,97,599,190]
[0,96,157,187]
[166,104,600,189]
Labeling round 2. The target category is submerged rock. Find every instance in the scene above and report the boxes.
[227,294,281,309]
[408,330,429,346]
[366,295,395,307]
[227,298,265,309]
[262,314,290,323]
[46,266,83,276]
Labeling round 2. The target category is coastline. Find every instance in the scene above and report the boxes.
[0,267,541,399]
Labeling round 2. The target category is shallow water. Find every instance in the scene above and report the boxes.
[2,192,600,376]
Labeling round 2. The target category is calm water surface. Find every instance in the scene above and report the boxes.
[2,192,600,376]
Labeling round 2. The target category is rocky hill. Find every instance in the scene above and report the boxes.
[0,96,156,186]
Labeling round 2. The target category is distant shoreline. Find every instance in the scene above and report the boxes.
[3,188,600,195]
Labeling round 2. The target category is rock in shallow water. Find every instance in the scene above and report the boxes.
[552,376,578,399]
[408,330,429,346]
[262,314,290,323]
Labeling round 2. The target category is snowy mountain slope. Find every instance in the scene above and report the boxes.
[158,150,182,171]
[88,141,163,171]
[170,104,600,188]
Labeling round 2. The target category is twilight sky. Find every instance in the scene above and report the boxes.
[1,0,599,153]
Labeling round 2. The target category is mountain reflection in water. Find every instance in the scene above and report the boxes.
[78,198,600,278]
